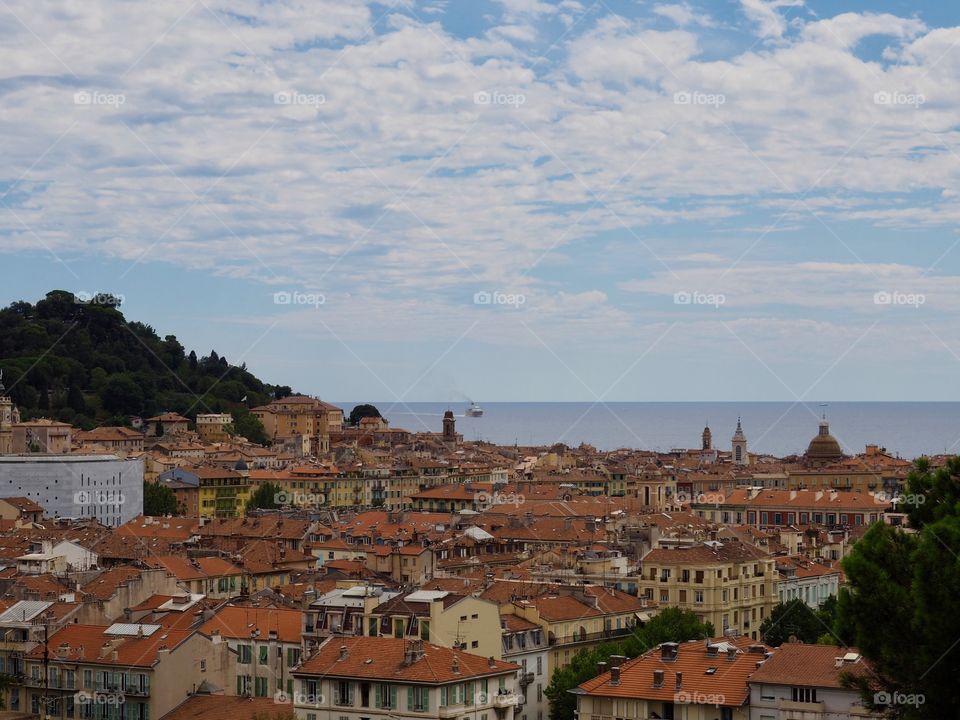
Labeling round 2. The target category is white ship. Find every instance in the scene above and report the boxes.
[466,402,484,417]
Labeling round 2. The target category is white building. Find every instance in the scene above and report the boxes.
[0,454,144,527]
[775,558,841,609]
[501,615,550,720]
[748,644,879,719]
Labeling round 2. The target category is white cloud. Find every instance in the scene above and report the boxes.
[740,0,804,39]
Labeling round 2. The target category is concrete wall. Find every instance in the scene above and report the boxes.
[0,454,144,526]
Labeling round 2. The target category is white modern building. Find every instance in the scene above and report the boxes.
[0,454,143,526]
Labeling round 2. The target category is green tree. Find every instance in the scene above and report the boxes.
[143,481,178,516]
[247,482,283,512]
[759,598,835,646]
[233,410,268,445]
[836,456,960,719]
[544,608,713,720]
[349,403,381,426]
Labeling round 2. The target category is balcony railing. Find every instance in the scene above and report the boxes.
[549,627,632,646]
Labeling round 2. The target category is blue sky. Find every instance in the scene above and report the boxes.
[3,0,960,401]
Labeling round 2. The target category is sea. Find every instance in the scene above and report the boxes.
[336,402,960,460]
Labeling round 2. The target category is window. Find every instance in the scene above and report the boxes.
[660,590,669,603]
[376,683,397,709]
[536,657,542,675]
[409,686,430,712]
[239,645,252,664]
[287,648,301,667]
[335,680,354,706]
[259,646,269,665]
[694,591,704,604]
[471,640,479,649]
[791,687,817,703]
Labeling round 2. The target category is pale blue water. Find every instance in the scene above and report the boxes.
[336,402,960,459]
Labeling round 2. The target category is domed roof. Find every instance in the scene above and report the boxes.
[806,419,843,462]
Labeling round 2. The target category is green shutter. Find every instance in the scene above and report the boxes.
[390,686,397,709]
[376,683,382,708]
[408,687,415,711]
[440,687,447,706]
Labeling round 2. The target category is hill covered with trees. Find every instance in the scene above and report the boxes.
[0,290,293,441]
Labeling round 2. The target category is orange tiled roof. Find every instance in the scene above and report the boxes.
[25,624,193,666]
[749,643,872,689]
[295,636,518,683]
[578,637,772,706]
[199,605,303,644]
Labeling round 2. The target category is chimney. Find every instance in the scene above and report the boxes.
[609,666,620,686]
[706,644,719,657]
[609,655,626,668]
[452,657,460,674]
[597,661,607,676]
[338,645,348,660]
[488,656,496,668]
[726,647,737,661]
[660,642,678,662]
[675,672,682,689]
[652,670,664,687]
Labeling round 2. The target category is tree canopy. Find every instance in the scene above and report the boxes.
[836,457,960,718]
[247,482,283,512]
[348,403,382,426]
[544,608,714,720]
[143,481,179,516]
[0,291,290,435]
[758,597,838,647]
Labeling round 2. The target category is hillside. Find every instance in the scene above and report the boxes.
[0,290,292,440]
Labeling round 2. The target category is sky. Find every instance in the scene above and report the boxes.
[2,0,960,402]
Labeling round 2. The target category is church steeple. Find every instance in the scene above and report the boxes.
[0,370,14,456]
[731,417,748,466]
[702,422,712,451]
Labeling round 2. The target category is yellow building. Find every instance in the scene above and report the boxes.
[195,412,234,443]
[639,542,776,641]
[158,464,251,518]
[251,395,343,454]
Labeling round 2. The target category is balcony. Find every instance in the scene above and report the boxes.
[494,694,519,709]
[549,627,632,647]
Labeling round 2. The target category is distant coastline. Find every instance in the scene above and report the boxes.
[336,401,960,460]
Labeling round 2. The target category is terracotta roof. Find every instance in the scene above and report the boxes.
[578,637,772,706]
[749,643,872,689]
[81,566,144,600]
[199,605,303,643]
[161,695,279,720]
[295,636,518,683]
[642,542,771,566]
[0,497,45,513]
[25,624,193,666]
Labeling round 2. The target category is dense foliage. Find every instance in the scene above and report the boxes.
[143,481,179,516]
[758,596,838,646]
[0,290,290,434]
[247,482,283,512]
[836,456,960,718]
[348,403,382,426]
[544,608,714,720]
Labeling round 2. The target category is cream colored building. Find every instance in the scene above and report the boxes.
[639,542,776,641]
[22,622,234,720]
[365,590,504,660]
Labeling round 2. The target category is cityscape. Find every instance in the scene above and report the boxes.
[2,1,960,720]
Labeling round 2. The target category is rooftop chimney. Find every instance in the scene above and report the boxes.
[675,672,683,689]
[488,656,496,668]
[726,647,737,661]
[597,661,608,676]
[706,644,719,657]
[660,642,679,662]
[338,645,348,660]
[609,666,620,686]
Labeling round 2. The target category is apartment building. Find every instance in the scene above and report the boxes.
[199,605,304,698]
[364,590,504,659]
[575,637,773,720]
[774,557,840,609]
[290,637,519,720]
[639,542,776,641]
[500,615,550,720]
[157,465,251,519]
[22,622,233,720]
[691,489,888,529]
[748,644,879,719]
